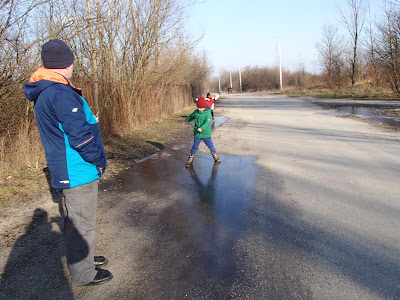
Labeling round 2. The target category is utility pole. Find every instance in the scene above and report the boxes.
[229,72,232,91]
[239,67,242,92]
[218,75,221,90]
[272,34,283,91]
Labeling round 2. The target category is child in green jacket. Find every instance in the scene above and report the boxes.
[185,97,221,167]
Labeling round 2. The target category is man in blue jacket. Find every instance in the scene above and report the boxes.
[24,39,112,286]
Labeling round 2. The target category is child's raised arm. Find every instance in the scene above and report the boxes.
[185,111,196,122]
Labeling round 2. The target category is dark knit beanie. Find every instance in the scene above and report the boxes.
[41,39,74,69]
[196,97,208,109]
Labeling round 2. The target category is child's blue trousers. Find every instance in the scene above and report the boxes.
[190,137,216,155]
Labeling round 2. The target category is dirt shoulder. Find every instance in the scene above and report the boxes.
[101,106,195,178]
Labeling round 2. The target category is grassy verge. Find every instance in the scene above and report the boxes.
[0,105,195,209]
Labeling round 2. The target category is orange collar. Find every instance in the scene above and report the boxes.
[29,67,73,86]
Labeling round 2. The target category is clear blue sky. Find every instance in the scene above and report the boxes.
[187,0,382,75]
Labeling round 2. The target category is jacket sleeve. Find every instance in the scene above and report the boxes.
[53,88,106,168]
[186,111,195,122]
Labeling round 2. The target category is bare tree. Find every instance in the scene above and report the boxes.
[365,0,381,86]
[1,0,207,173]
[338,0,367,90]
[0,0,52,171]
[316,25,346,89]
[374,0,400,95]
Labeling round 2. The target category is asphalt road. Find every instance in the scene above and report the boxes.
[1,94,399,299]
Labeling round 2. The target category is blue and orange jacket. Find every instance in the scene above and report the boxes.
[24,67,106,189]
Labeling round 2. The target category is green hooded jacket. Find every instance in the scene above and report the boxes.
[185,109,213,138]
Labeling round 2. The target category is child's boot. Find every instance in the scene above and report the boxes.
[211,152,221,163]
[186,154,195,168]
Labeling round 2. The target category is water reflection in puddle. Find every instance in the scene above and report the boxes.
[188,155,259,232]
[114,153,259,233]
[183,155,259,277]
[102,114,261,280]
[213,116,229,128]
[330,106,400,128]
[106,148,259,279]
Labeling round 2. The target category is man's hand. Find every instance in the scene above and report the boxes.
[197,128,203,132]
[99,167,103,174]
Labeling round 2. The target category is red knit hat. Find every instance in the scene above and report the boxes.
[196,97,207,109]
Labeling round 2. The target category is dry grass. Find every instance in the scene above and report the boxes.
[0,128,48,208]
[0,104,195,209]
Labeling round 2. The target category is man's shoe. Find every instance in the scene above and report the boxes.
[94,256,108,267]
[85,268,113,286]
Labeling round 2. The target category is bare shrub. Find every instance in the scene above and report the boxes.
[212,66,318,93]
[316,25,347,89]
[374,0,400,95]
[0,0,207,177]
[338,0,367,89]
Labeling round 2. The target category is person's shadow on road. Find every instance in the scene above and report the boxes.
[43,167,65,216]
[0,208,74,300]
[0,168,75,299]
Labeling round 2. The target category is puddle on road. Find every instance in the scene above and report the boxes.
[320,106,400,128]
[213,116,229,128]
[101,114,263,282]
[187,155,259,232]
[335,106,400,127]
[112,152,259,234]
[105,140,259,281]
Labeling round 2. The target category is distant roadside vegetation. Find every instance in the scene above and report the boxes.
[211,0,400,100]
